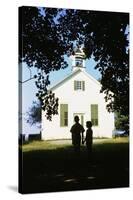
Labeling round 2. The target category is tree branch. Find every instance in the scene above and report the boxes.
[19,77,35,84]
[19,63,35,84]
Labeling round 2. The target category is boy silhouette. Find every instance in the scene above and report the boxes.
[70,115,85,154]
[84,121,93,160]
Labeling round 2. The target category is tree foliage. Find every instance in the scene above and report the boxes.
[19,7,73,120]
[26,101,41,126]
[58,10,129,115]
[19,6,129,120]
[115,112,129,130]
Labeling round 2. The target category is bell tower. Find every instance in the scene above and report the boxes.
[71,48,86,72]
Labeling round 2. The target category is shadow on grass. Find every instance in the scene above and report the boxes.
[19,141,129,194]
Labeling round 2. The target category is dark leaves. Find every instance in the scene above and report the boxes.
[41,91,59,121]
[19,7,129,120]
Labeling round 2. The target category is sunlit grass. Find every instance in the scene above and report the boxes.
[21,137,129,152]
[21,140,71,152]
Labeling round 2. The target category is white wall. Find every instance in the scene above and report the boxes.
[42,70,114,140]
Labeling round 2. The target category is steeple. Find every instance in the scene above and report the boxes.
[70,48,86,72]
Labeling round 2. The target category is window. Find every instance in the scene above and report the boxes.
[74,81,85,91]
[60,104,68,127]
[75,58,83,67]
[91,104,98,126]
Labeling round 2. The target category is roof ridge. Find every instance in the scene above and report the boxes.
[49,69,101,91]
[49,69,81,91]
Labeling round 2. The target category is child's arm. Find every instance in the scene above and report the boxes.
[81,131,85,144]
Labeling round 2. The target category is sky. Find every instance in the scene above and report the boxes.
[21,56,101,135]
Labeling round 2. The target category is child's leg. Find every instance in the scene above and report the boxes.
[87,145,92,161]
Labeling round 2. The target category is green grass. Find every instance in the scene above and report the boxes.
[19,137,129,194]
[21,137,129,152]
[21,140,71,152]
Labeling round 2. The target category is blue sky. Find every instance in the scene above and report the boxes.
[21,56,101,135]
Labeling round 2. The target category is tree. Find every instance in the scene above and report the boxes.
[26,101,41,126]
[58,10,129,116]
[19,7,73,120]
[115,112,129,131]
[19,6,129,120]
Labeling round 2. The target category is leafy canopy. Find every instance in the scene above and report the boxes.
[19,7,129,120]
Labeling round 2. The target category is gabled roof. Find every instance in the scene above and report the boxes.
[50,69,101,91]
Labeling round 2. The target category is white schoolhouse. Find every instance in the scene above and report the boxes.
[42,49,114,140]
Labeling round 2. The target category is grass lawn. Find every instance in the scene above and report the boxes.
[19,137,129,194]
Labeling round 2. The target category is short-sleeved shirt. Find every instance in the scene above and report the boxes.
[70,123,85,145]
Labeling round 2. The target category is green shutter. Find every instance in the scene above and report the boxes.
[82,81,85,91]
[60,104,64,127]
[60,104,68,127]
[74,81,76,90]
[91,104,98,126]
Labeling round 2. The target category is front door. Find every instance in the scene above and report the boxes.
[73,113,84,126]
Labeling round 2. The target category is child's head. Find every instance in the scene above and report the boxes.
[74,115,79,123]
[86,121,92,128]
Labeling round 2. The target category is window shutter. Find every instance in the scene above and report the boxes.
[60,104,64,127]
[82,81,85,91]
[91,104,98,126]
[74,81,76,90]
[60,104,68,127]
